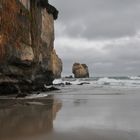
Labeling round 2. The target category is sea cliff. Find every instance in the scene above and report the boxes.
[0,0,62,94]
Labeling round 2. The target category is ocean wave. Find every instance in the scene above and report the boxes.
[26,94,48,99]
[129,76,140,80]
[53,76,140,88]
[96,77,140,87]
[53,79,86,85]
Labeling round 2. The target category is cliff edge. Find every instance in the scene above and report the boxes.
[0,0,62,94]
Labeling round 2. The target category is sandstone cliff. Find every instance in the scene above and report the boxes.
[51,49,62,78]
[72,63,89,78]
[0,0,62,94]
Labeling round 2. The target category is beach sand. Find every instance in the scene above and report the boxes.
[0,85,140,140]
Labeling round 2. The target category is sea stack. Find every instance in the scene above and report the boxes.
[72,63,89,78]
[0,0,62,94]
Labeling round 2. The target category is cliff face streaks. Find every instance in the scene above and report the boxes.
[0,0,62,94]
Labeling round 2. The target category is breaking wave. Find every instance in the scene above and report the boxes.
[53,76,140,88]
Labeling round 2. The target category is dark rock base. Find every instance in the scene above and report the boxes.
[0,75,59,96]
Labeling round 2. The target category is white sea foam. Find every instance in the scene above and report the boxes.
[26,93,48,99]
[53,79,64,85]
[129,76,140,80]
[95,77,140,87]
[53,79,82,85]
[53,76,140,88]
[69,79,82,85]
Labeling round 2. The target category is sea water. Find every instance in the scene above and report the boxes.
[53,76,140,88]
[0,76,140,140]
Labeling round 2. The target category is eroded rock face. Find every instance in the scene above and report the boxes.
[0,0,32,76]
[72,63,89,78]
[51,49,62,78]
[0,0,62,94]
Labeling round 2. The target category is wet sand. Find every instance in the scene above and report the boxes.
[0,85,140,140]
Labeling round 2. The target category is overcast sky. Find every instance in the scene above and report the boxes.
[51,0,140,76]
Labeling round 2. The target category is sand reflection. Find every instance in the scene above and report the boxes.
[0,95,62,140]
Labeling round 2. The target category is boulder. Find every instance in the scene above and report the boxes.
[72,63,89,78]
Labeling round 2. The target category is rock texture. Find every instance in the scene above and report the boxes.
[0,0,62,94]
[51,49,62,78]
[72,63,89,78]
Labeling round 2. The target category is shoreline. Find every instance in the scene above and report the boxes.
[0,85,140,140]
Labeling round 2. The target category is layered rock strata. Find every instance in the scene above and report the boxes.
[0,0,62,94]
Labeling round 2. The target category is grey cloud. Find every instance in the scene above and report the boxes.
[55,38,140,76]
[52,0,140,39]
[51,0,140,76]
